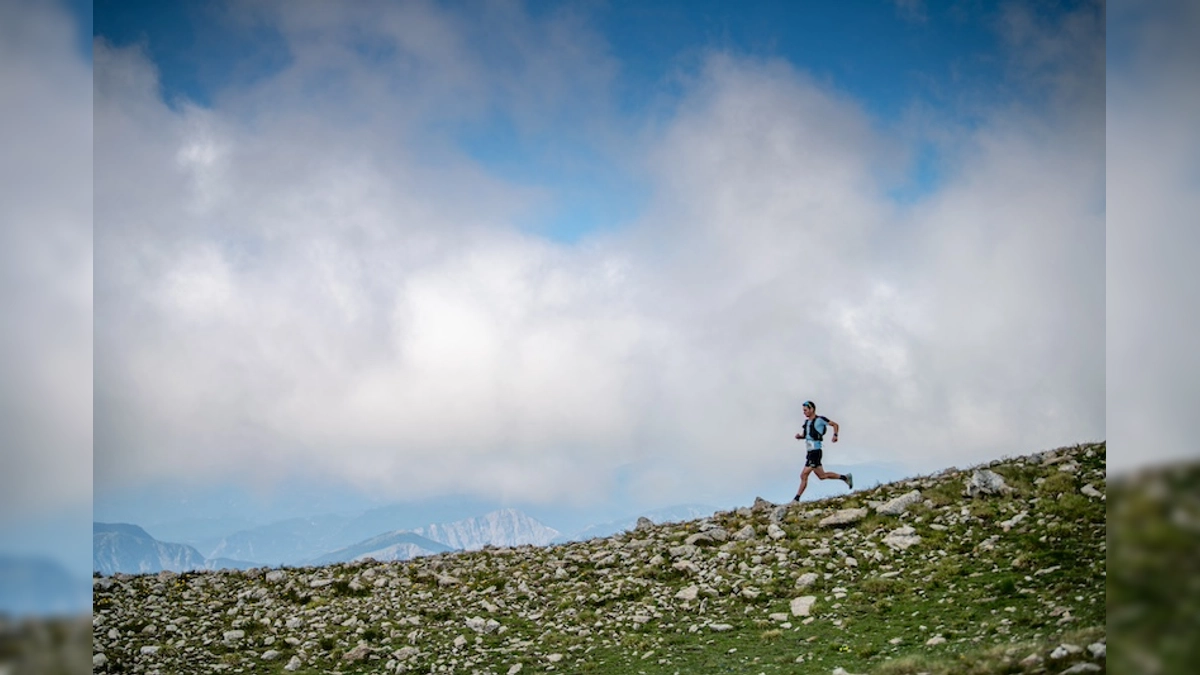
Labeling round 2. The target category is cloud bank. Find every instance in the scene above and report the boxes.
[0,1,93,522]
[94,1,1105,508]
[1107,0,1200,473]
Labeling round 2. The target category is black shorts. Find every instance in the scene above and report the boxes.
[805,449,823,468]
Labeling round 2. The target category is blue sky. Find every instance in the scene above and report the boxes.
[94,1,1014,116]
[0,0,1130,582]
[90,0,1034,242]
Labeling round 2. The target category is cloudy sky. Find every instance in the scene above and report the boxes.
[23,0,1200,577]
[86,0,1108,521]
[0,0,93,575]
[1107,0,1200,474]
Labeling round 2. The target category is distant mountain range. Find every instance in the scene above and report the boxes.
[307,531,452,565]
[95,505,718,575]
[93,523,211,575]
[414,508,561,550]
[0,556,91,617]
[204,515,357,566]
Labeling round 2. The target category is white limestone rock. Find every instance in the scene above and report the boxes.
[964,469,1014,498]
[819,508,869,528]
[876,490,923,516]
[883,526,922,551]
[791,596,817,617]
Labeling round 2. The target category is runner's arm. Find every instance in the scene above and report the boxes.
[829,420,839,441]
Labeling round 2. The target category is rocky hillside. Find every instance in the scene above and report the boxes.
[1108,456,1200,673]
[92,443,1108,675]
[0,614,91,675]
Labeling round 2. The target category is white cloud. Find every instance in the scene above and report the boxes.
[94,2,1105,509]
[1107,0,1200,473]
[0,1,93,522]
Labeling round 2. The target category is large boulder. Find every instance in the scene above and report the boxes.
[876,490,922,516]
[964,469,1014,498]
[818,508,869,528]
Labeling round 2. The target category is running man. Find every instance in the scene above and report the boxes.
[793,400,852,501]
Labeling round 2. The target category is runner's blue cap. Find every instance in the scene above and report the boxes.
[802,400,814,408]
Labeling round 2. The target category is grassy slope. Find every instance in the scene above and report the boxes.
[1108,459,1200,673]
[93,443,1110,675]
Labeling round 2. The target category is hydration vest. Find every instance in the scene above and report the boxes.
[804,416,830,441]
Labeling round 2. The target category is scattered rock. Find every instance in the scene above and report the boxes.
[965,469,1014,498]
[791,596,817,617]
[883,526,922,551]
[819,508,869,528]
[999,511,1028,532]
[1050,643,1083,659]
[466,616,500,634]
[876,490,922,516]
[343,644,371,661]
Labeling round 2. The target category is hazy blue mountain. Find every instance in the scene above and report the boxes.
[555,504,720,543]
[96,504,658,573]
[142,516,259,554]
[306,531,452,565]
[93,523,208,575]
[414,508,560,550]
[0,556,91,617]
[204,514,356,566]
[302,508,562,565]
[335,496,499,546]
[203,557,263,571]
